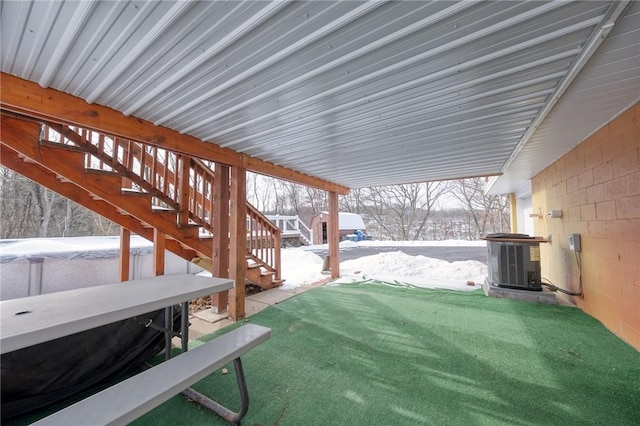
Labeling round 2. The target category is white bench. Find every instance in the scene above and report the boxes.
[31,323,271,426]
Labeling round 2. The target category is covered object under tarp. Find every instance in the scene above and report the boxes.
[1,307,181,420]
[0,236,194,418]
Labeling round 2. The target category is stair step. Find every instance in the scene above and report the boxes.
[121,188,152,197]
[84,168,120,177]
[255,278,284,290]
[151,206,177,218]
[177,224,200,240]
[40,139,86,153]
[151,205,176,212]
[19,155,39,164]
[178,223,200,229]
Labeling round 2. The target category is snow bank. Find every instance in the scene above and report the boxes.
[279,248,326,290]
[280,247,487,292]
[332,251,486,291]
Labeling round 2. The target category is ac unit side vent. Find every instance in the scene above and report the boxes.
[499,244,529,287]
[489,241,541,291]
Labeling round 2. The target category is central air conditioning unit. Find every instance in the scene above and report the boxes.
[487,238,542,291]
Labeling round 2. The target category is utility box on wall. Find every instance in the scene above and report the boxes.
[486,237,542,291]
[568,234,581,252]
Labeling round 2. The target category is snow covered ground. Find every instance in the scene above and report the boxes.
[281,239,487,292]
[0,236,488,297]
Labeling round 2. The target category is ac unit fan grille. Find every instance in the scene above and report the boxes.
[500,244,525,287]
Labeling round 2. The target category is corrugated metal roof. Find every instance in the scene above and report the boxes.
[1,1,638,191]
[487,0,640,195]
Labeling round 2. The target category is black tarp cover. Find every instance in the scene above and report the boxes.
[1,307,181,420]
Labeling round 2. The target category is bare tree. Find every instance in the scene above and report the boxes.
[339,188,367,214]
[430,209,460,240]
[1,168,39,237]
[92,214,119,236]
[0,175,62,238]
[364,182,446,240]
[247,172,274,212]
[305,187,327,215]
[450,178,510,239]
[2,163,512,242]
[283,181,303,215]
[1,167,119,238]
[28,181,64,237]
[61,198,74,237]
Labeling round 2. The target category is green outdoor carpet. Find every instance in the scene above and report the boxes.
[7,283,639,425]
[132,283,639,426]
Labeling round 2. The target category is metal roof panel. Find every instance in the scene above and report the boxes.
[1,1,637,191]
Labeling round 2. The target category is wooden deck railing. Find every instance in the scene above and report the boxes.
[40,124,280,275]
[247,204,282,279]
[265,214,313,245]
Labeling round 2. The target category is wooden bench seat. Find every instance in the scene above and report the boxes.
[32,323,270,426]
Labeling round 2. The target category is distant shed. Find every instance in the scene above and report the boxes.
[309,212,366,245]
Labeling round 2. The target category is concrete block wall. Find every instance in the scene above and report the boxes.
[532,102,639,350]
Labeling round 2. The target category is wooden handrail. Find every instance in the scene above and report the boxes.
[265,214,313,245]
[246,203,282,278]
[41,123,281,277]
[43,124,180,210]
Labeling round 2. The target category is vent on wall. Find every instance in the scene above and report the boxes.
[487,241,542,291]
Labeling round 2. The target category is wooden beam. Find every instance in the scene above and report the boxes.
[153,228,165,276]
[119,227,131,282]
[177,155,191,227]
[328,191,340,279]
[0,73,349,195]
[275,230,282,281]
[228,166,247,321]
[211,164,230,314]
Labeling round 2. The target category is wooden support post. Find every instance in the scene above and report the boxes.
[119,227,131,282]
[211,164,230,314]
[178,155,191,227]
[509,193,518,233]
[275,231,282,281]
[328,191,340,279]
[228,166,246,321]
[153,228,165,276]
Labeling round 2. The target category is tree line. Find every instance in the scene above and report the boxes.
[249,173,510,240]
[0,168,118,238]
[1,167,510,241]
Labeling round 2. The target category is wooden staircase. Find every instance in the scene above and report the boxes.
[0,115,283,290]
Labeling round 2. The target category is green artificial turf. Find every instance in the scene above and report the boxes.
[131,282,640,426]
[7,282,639,425]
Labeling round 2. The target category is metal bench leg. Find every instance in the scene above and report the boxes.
[182,358,249,425]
